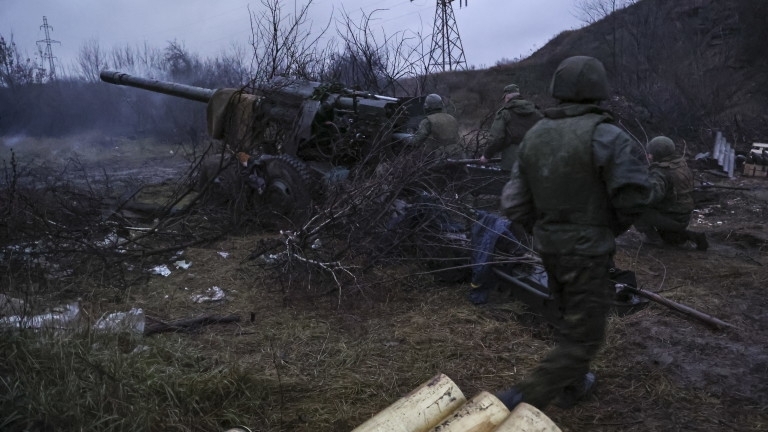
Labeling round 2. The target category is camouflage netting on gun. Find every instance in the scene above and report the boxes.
[206,88,263,152]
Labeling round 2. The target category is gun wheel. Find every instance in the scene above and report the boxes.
[262,155,314,225]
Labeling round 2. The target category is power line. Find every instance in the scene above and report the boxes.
[37,16,60,78]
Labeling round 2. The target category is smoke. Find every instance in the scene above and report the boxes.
[1,134,28,148]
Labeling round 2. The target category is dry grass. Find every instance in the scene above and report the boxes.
[3,138,768,432]
[1,328,277,431]
[3,221,768,431]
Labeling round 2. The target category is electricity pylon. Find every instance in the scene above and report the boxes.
[37,16,60,79]
[425,0,468,73]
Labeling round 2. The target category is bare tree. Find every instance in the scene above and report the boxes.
[0,34,46,87]
[164,40,201,82]
[135,41,165,75]
[247,0,331,82]
[191,44,251,88]
[76,38,109,82]
[330,8,429,95]
[572,0,638,24]
[107,41,165,76]
[109,44,136,72]
[572,0,638,75]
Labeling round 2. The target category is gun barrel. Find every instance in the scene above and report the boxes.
[100,70,216,103]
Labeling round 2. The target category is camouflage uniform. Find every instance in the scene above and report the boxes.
[412,94,463,159]
[635,136,708,250]
[483,84,543,170]
[496,56,664,410]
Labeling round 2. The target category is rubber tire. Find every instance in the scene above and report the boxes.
[262,155,314,226]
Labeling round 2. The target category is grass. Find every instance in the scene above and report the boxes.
[0,250,551,432]
[0,328,279,431]
[3,135,768,432]
[3,229,768,431]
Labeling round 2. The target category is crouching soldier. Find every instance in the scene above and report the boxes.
[635,136,708,251]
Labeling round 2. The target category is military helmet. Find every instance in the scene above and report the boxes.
[647,136,676,160]
[423,93,443,111]
[550,56,609,102]
[503,84,520,94]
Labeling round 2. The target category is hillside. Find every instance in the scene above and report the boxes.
[444,0,768,153]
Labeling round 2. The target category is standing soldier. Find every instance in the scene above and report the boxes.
[635,136,708,250]
[495,56,665,411]
[411,94,463,159]
[479,84,543,169]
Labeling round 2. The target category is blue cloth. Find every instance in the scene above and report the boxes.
[470,211,515,284]
[468,211,524,304]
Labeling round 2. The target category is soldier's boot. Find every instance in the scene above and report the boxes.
[495,387,524,411]
[686,230,709,251]
[468,282,490,305]
[553,372,596,409]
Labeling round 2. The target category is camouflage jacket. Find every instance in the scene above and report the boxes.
[483,98,543,169]
[650,156,694,216]
[501,103,664,255]
[412,111,462,158]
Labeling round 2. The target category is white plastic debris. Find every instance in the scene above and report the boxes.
[217,251,229,259]
[150,264,172,277]
[131,345,151,355]
[261,253,285,264]
[93,308,145,334]
[191,286,226,303]
[174,260,192,270]
[311,239,323,250]
[0,302,80,330]
[95,232,118,248]
[95,232,129,253]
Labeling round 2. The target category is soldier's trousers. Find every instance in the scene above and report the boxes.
[635,209,692,245]
[516,253,614,409]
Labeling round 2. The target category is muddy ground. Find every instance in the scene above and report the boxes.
[168,173,768,432]
[2,136,767,431]
[133,172,768,431]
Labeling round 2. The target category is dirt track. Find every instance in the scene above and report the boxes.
[570,174,768,431]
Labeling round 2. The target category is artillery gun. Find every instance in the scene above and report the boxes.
[100,70,424,222]
[99,72,657,324]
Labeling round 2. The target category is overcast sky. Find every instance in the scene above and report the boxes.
[1,0,584,75]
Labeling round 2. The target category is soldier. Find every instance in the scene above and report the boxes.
[635,136,708,250]
[495,56,665,411]
[479,84,543,170]
[411,93,463,159]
